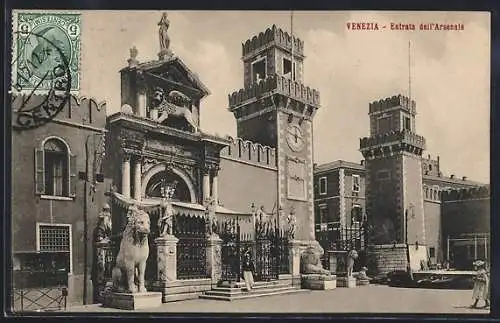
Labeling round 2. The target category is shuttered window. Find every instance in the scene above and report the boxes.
[35,138,76,197]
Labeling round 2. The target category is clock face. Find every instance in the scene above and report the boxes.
[286,124,305,152]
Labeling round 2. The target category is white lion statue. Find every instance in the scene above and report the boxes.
[111,205,151,293]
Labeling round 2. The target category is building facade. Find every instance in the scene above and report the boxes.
[441,186,490,270]
[11,94,109,306]
[313,160,366,252]
[314,97,488,272]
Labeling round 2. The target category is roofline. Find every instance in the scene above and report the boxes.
[314,160,366,174]
[120,57,211,97]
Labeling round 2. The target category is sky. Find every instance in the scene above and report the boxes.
[77,10,490,184]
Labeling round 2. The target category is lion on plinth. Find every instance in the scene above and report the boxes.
[111,205,151,293]
[300,242,330,275]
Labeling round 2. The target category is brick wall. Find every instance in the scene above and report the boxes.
[368,245,408,274]
[12,94,108,305]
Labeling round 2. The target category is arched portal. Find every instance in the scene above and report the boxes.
[141,164,197,203]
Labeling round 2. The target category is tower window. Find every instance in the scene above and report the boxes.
[352,204,362,223]
[404,116,411,131]
[352,175,360,192]
[251,57,267,83]
[283,58,296,81]
[377,116,392,134]
[319,177,327,195]
[319,204,328,224]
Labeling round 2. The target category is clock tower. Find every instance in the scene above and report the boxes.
[228,25,321,242]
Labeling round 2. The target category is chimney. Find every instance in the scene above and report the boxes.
[313,163,318,169]
[450,174,455,179]
[361,160,365,166]
[462,176,467,181]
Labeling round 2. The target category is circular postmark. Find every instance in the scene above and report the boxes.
[12,30,72,130]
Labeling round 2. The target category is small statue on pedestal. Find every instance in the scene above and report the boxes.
[158,180,176,236]
[158,12,173,60]
[94,203,112,244]
[204,196,217,236]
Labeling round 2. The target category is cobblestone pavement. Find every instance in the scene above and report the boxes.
[63,285,489,315]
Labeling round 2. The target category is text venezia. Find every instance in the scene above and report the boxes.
[346,22,465,31]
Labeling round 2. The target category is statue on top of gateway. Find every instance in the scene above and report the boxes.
[158,12,173,60]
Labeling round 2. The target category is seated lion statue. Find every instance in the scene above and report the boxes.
[300,242,330,275]
[111,205,151,293]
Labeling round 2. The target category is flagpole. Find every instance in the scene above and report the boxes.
[291,11,294,81]
[408,40,411,107]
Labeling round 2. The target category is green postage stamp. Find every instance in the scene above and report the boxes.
[12,11,81,93]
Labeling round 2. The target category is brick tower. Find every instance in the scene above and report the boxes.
[359,95,427,272]
[228,25,321,242]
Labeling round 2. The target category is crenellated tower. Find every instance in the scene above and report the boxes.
[228,25,321,242]
[359,95,426,247]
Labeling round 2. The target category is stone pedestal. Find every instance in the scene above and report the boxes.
[338,276,357,288]
[156,235,179,284]
[357,278,370,286]
[93,241,112,303]
[301,274,337,290]
[288,240,302,287]
[102,291,162,310]
[327,251,337,274]
[206,233,222,285]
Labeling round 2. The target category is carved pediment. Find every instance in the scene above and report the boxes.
[143,58,210,98]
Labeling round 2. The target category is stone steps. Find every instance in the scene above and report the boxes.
[164,292,203,302]
[200,280,308,301]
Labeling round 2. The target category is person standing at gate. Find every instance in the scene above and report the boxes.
[242,250,255,291]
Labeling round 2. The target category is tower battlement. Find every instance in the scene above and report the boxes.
[441,185,490,201]
[242,25,304,59]
[369,94,416,115]
[220,136,277,168]
[360,129,426,151]
[228,74,320,109]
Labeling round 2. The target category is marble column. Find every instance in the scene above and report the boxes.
[211,172,219,205]
[138,92,147,118]
[202,170,210,202]
[121,155,131,198]
[133,158,142,201]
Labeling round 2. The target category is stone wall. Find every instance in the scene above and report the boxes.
[368,244,408,274]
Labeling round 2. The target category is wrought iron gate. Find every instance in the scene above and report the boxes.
[218,217,288,283]
[173,214,208,279]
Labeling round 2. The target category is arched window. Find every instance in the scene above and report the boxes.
[35,138,76,197]
[145,170,192,202]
